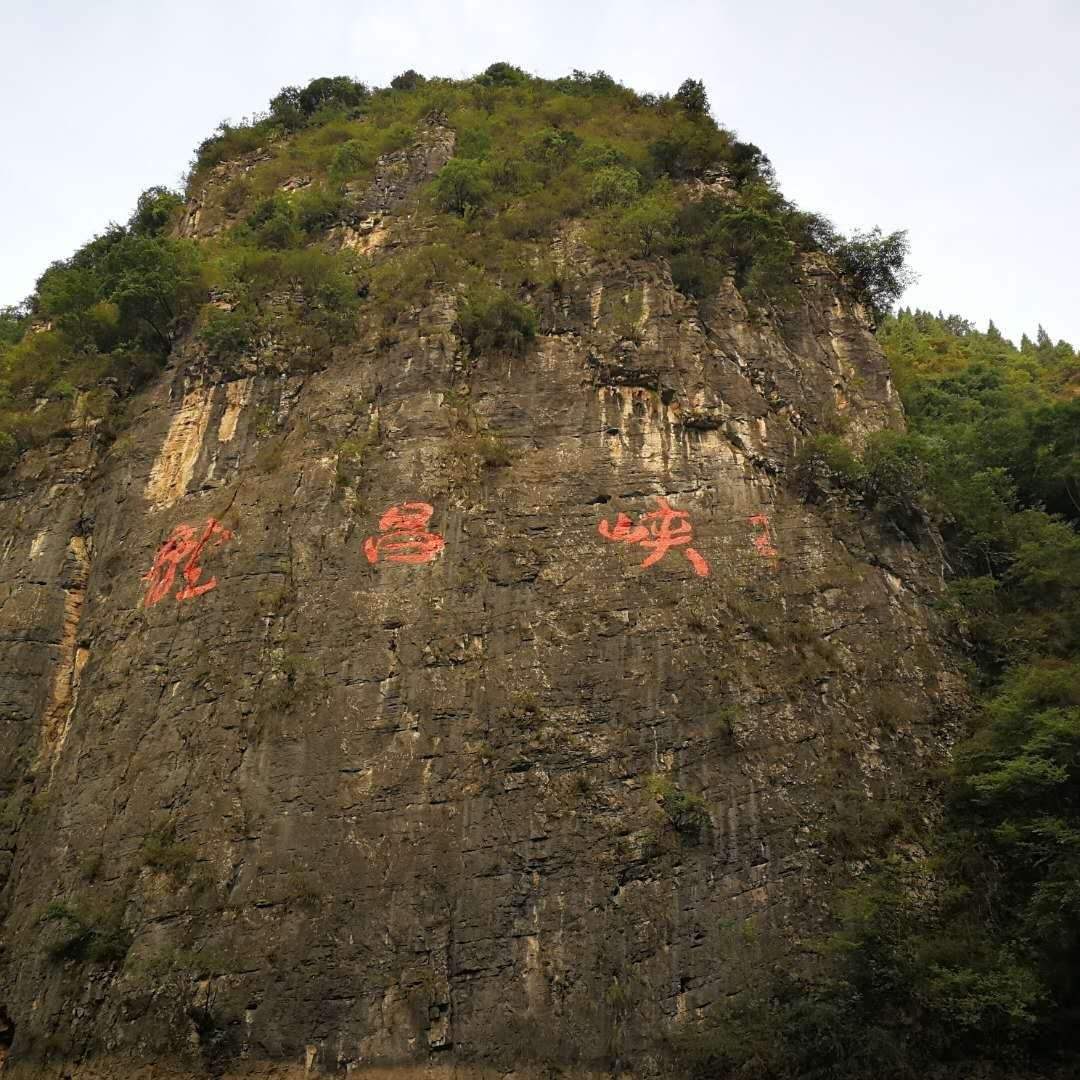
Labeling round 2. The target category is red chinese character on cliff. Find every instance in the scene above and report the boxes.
[748,513,779,559]
[598,496,710,577]
[363,502,445,565]
[143,518,234,607]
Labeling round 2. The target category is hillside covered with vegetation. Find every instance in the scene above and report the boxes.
[2,63,1078,1079]
[702,314,1080,1079]
[0,64,908,474]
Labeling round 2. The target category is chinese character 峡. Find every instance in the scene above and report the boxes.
[748,513,778,559]
[364,502,445,565]
[143,518,234,607]
[598,496,710,577]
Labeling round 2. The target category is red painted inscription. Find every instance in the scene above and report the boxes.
[748,513,778,559]
[598,496,710,577]
[143,518,234,606]
[364,502,445,565]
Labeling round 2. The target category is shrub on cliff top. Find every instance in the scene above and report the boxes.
[34,225,205,357]
[194,117,275,171]
[674,77,710,116]
[270,76,368,130]
[390,69,426,91]
[475,62,529,87]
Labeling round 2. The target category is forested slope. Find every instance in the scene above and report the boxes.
[696,313,1080,1078]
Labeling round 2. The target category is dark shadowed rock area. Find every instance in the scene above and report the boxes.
[0,122,964,1079]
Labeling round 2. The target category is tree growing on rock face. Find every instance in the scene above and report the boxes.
[128,186,184,238]
[432,159,492,217]
[725,140,775,187]
[831,227,916,326]
[32,225,205,356]
[675,78,710,116]
[455,287,538,358]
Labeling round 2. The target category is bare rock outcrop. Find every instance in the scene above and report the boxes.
[0,138,962,1079]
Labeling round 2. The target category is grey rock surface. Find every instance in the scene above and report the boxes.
[0,129,963,1079]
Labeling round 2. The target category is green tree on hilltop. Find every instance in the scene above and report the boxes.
[674,77,710,115]
[476,61,528,87]
[390,69,425,91]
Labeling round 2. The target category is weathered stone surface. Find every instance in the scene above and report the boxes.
[0,136,963,1079]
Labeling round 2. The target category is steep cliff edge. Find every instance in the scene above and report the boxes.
[0,74,963,1078]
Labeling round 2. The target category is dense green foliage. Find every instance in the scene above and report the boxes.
[2,63,909,476]
[455,287,538,358]
[832,229,916,325]
[0,194,205,463]
[694,313,1080,1078]
[877,319,1080,1073]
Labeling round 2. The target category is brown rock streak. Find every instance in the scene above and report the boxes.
[145,385,214,509]
[37,535,90,772]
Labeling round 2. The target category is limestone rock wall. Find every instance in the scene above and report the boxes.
[0,147,962,1079]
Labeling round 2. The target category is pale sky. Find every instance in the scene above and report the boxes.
[2,0,1078,344]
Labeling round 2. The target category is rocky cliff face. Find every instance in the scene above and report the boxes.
[0,123,961,1078]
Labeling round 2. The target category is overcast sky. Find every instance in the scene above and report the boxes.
[2,0,1077,343]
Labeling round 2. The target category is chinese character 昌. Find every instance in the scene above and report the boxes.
[364,502,445,565]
